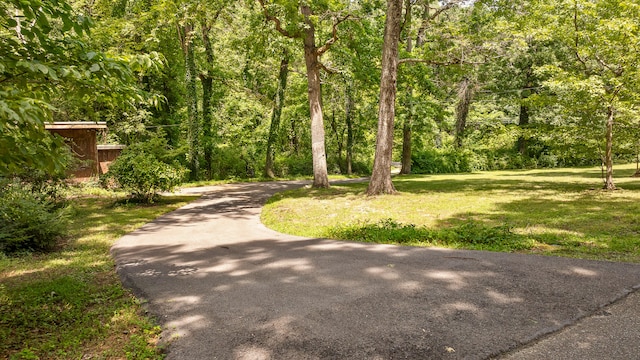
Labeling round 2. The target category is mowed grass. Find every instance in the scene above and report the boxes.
[262,164,640,262]
[0,192,197,360]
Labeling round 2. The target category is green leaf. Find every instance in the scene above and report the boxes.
[34,64,49,75]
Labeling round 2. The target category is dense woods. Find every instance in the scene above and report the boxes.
[2,0,640,189]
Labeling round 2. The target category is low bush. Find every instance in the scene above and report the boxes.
[411,148,474,174]
[328,218,533,251]
[104,137,186,202]
[0,180,68,254]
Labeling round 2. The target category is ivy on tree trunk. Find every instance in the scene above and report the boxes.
[265,52,290,178]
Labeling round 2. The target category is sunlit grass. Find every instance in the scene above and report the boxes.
[262,164,640,262]
[0,192,198,359]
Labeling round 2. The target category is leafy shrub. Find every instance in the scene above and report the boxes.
[328,219,533,251]
[411,148,474,174]
[275,153,314,177]
[104,137,186,202]
[0,180,68,254]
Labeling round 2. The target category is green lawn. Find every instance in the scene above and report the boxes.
[0,192,198,360]
[262,164,640,262]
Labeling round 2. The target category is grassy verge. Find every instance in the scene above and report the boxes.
[262,164,640,262]
[0,192,198,360]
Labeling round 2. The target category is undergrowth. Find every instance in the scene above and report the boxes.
[328,219,535,251]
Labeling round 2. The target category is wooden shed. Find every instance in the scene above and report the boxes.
[97,144,126,175]
[45,122,107,179]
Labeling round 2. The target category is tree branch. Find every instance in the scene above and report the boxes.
[398,57,482,66]
[318,61,338,74]
[257,0,299,38]
[316,14,351,56]
[425,0,465,23]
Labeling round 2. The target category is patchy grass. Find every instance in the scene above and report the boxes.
[0,192,197,360]
[262,164,640,262]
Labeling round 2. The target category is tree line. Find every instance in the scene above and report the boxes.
[2,0,640,194]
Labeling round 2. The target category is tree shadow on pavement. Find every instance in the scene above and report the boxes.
[113,237,640,359]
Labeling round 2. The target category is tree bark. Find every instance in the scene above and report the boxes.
[400,120,412,174]
[603,105,616,190]
[330,108,344,172]
[201,22,215,179]
[400,0,413,175]
[367,0,403,196]
[518,102,530,155]
[302,5,330,188]
[454,77,473,148]
[265,53,289,178]
[181,24,199,180]
[345,85,354,175]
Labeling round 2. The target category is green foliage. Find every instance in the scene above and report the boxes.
[411,148,474,174]
[1,192,193,359]
[105,137,186,202]
[0,0,140,177]
[328,218,533,251]
[0,180,68,254]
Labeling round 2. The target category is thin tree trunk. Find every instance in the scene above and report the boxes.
[345,85,354,175]
[400,0,413,175]
[302,5,330,188]
[265,53,289,178]
[603,105,616,190]
[201,22,215,179]
[454,77,473,148]
[401,120,412,174]
[181,24,199,180]
[289,118,299,154]
[518,102,530,155]
[367,0,403,196]
[416,1,429,48]
[330,108,344,172]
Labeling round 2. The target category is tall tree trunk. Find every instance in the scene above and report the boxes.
[345,85,354,175]
[603,105,616,190]
[401,120,412,174]
[201,22,215,179]
[454,77,473,148]
[415,0,429,48]
[181,24,199,180]
[400,0,413,175]
[518,102,530,155]
[201,76,213,178]
[289,118,299,154]
[367,0,403,196]
[265,53,289,178]
[330,108,344,172]
[302,5,330,188]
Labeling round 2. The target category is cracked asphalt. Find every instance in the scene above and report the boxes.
[112,181,640,359]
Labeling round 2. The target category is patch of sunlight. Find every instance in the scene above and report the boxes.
[47,258,73,266]
[514,225,582,237]
[1,267,49,279]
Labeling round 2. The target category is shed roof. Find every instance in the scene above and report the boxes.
[45,122,107,130]
[97,144,126,150]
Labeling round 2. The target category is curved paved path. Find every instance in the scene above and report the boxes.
[112,181,640,359]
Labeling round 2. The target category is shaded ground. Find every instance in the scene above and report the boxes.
[112,181,640,359]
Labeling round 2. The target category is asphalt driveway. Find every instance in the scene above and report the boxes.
[112,181,640,359]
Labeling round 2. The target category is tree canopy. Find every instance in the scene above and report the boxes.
[3,0,639,190]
